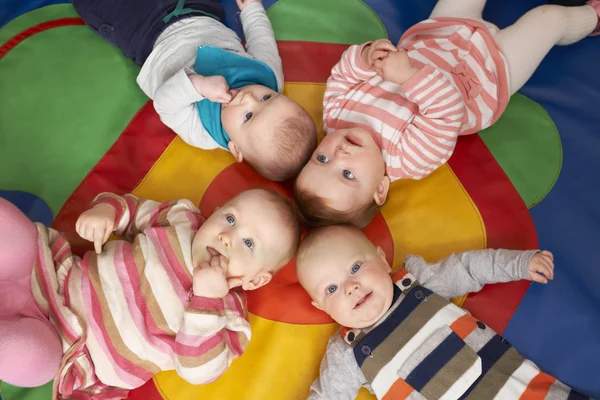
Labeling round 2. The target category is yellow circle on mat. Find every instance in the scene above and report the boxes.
[133,82,486,400]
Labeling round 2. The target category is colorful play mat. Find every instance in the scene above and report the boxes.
[1,0,599,398]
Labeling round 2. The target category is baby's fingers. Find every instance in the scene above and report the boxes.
[372,59,384,74]
[541,250,554,261]
[93,228,107,254]
[101,224,113,250]
[370,49,391,62]
[227,277,244,289]
[540,258,554,280]
[530,271,549,284]
[217,92,232,103]
[372,39,397,52]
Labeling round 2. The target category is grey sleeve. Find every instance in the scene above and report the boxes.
[152,68,221,150]
[239,2,284,92]
[404,249,539,299]
[307,334,369,400]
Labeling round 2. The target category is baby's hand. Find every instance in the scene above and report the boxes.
[361,39,397,69]
[528,250,555,284]
[76,203,116,254]
[373,48,419,85]
[188,74,232,103]
[236,0,261,11]
[193,256,243,298]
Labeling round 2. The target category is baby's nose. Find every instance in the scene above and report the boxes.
[218,233,231,247]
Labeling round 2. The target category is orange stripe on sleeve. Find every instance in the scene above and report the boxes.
[519,372,556,400]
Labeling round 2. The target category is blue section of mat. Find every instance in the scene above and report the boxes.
[0,191,54,225]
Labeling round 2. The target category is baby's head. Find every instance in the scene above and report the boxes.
[295,127,390,228]
[221,85,317,182]
[192,188,301,291]
[297,224,394,329]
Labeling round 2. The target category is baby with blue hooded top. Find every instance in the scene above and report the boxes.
[73,0,318,181]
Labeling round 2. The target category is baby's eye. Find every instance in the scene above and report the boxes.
[243,238,254,249]
[316,154,328,163]
[327,284,338,294]
[226,215,235,225]
[262,94,272,101]
[343,169,355,180]
[244,112,253,122]
[351,263,361,274]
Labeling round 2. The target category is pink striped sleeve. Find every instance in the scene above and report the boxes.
[323,43,377,130]
[173,291,250,384]
[394,65,465,179]
[91,193,202,239]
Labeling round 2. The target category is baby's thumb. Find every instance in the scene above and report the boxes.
[228,278,244,289]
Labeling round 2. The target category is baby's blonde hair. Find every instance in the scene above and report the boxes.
[248,110,317,182]
[294,184,380,229]
[247,189,302,273]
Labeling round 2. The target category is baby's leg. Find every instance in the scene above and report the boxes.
[0,198,62,387]
[0,318,62,387]
[0,197,37,281]
[495,4,598,94]
[429,0,487,20]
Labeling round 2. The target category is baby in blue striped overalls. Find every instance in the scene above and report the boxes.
[297,224,589,400]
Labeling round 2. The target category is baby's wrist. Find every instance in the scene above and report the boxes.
[397,66,420,85]
[187,73,205,95]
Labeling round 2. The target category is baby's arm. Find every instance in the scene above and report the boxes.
[375,49,466,180]
[404,249,547,300]
[174,290,251,384]
[153,69,222,149]
[322,43,379,130]
[308,334,369,400]
[88,193,202,242]
[238,1,284,92]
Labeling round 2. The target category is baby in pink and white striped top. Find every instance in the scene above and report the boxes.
[295,0,600,228]
[0,188,300,399]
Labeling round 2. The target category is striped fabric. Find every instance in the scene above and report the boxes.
[30,193,251,399]
[340,269,589,400]
[323,17,509,181]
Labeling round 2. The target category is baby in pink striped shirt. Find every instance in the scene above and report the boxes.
[0,188,300,398]
[295,0,600,228]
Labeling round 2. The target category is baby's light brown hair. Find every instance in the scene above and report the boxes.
[248,110,317,182]
[294,184,380,229]
[256,189,303,272]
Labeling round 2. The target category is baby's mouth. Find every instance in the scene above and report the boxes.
[229,88,241,101]
[345,134,362,147]
[354,292,372,309]
[206,246,228,261]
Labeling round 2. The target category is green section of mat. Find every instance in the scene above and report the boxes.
[0,381,51,400]
[0,5,147,214]
[268,0,387,43]
[479,93,562,208]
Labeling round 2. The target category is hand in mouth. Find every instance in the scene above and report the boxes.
[354,292,372,309]
[229,88,241,101]
[206,246,228,262]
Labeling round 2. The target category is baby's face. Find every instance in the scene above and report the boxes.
[297,127,386,214]
[221,84,299,157]
[298,227,394,329]
[191,190,293,289]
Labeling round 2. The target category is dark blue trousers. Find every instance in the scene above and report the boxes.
[71,0,225,66]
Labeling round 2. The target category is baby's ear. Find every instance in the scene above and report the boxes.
[376,246,392,273]
[311,300,323,310]
[243,271,272,291]
[373,176,390,206]
[228,141,244,163]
